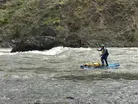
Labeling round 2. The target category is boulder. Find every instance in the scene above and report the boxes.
[63,34,82,47]
[11,36,57,52]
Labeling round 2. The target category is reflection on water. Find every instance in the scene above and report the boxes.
[0,47,138,104]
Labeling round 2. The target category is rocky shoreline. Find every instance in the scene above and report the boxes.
[0,0,138,52]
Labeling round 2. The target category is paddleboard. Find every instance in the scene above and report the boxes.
[80,63,120,69]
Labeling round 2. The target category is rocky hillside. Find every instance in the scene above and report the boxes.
[0,0,138,49]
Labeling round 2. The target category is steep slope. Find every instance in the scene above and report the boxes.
[0,0,138,47]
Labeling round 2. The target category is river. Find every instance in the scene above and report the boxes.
[0,47,138,104]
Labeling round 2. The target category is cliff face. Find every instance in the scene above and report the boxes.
[0,0,138,48]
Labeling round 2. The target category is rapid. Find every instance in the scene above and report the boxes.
[0,47,138,104]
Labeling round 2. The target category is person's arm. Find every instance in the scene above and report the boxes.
[97,48,102,51]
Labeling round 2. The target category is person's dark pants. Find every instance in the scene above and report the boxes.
[101,56,108,66]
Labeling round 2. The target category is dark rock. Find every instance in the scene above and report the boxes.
[66,96,75,100]
[11,36,57,52]
[63,33,82,47]
[0,0,6,3]
[40,26,56,37]
[31,25,56,37]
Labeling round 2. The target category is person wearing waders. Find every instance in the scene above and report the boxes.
[97,44,109,66]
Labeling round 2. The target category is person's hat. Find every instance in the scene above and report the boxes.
[101,44,105,47]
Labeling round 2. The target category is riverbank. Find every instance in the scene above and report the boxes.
[0,0,138,51]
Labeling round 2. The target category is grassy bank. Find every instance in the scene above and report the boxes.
[0,0,138,47]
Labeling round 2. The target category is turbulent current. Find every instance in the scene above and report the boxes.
[0,47,138,104]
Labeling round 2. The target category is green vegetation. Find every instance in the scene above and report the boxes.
[0,0,138,47]
[44,17,60,26]
[0,18,9,25]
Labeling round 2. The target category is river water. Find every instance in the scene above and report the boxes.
[0,47,138,104]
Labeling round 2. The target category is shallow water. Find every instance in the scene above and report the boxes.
[0,47,138,104]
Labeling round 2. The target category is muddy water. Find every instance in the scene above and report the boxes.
[0,47,138,104]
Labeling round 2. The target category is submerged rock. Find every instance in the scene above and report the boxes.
[11,36,57,52]
[66,96,75,100]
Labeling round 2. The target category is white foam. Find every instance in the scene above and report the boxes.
[0,47,69,56]
[0,48,18,56]
[0,48,11,52]
[26,46,69,55]
[72,47,92,51]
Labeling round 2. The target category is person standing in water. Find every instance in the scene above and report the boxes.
[97,44,109,66]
